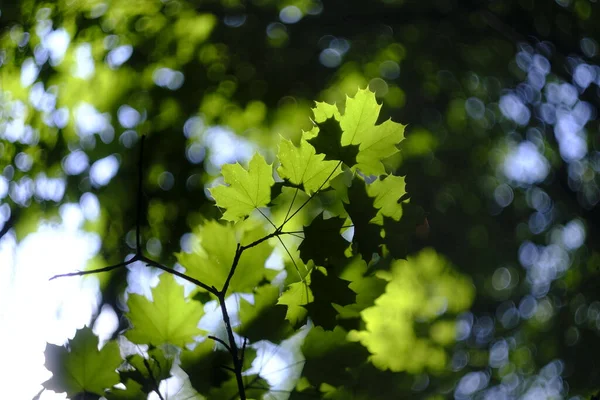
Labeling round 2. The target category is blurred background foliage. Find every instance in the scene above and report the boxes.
[3,0,600,398]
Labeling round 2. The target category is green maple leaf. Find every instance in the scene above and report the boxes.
[348,249,475,373]
[125,273,204,347]
[381,203,425,260]
[366,175,407,224]
[278,279,313,326]
[180,340,231,395]
[210,152,274,222]
[304,268,355,329]
[43,327,122,397]
[237,284,293,343]
[343,177,381,262]
[301,326,369,387]
[307,117,359,167]
[298,213,349,266]
[340,88,405,175]
[277,137,342,194]
[177,220,272,293]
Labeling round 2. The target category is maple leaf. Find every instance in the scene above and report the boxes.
[125,273,204,347]
[210,152,274,222]
[348,249,475,373]
[298,213,349,266]
[278,279,313,326]
[176,220,272,293]
[367,174,407,224]
[180,340,231,395]
[308,117,359,167]
[340,88,405,175]
[304,268,355,329]
[237,284,293,343]
[343,177,381,262]
[301,326,368,387]
[43,327,122,397]
[277,137,342,194]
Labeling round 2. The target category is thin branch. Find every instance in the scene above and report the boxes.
[136,135,146,252]
[275,235,304,282]
[143,358,165,400]
[240,336,248,367]
[49,256,139,281]
[140,256,218,296]
[221,244,243,296]
[257,208,277,230]
[219,365,236,373]
[281,161,342,227]
[283,187,299,223]
[208,335,231,352]
[218,295,246,400]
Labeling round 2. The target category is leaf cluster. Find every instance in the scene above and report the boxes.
[44,89,474,400]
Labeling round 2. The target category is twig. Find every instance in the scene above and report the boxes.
[49,256,139,281]
[143,358,165,400]
[281,161,342,227]
[208,335,231,352]
[141,256,218,295]
[217,294,246,400]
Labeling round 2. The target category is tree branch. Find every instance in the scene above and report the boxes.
[49,256,139,281]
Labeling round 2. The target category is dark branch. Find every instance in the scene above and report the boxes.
[208,335,232,352]
[140,256,218,296]
[49,256,139,281]
[143,358,165,400]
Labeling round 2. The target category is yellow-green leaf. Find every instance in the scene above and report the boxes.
[277,137,342,194]
[340,88,406,175]
[125,273,204,347]
[348,249,474,373]
[176,220,272,294]
[367,174,407,223]
[210,153,274,221]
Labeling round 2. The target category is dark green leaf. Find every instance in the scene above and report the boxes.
[309,117,359,167]
[298,213,349,266]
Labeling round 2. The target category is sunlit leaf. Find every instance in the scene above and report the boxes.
[278,279,313,326]
[277,137,342,194]
[125,273,204,347]
[340,88,405,175]
[210,153,275,222]
[177,220,272,293]
[367,174,407,223]
[348,248,475,373]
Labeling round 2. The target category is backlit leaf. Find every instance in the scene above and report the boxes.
[348,249,475,373]
[340,88,405,175]
[125,273,204,347]
[277,137,342,194]
[210,153,275,222]
[177,220,272,293]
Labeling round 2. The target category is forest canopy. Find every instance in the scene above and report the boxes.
[1,0,600,399]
